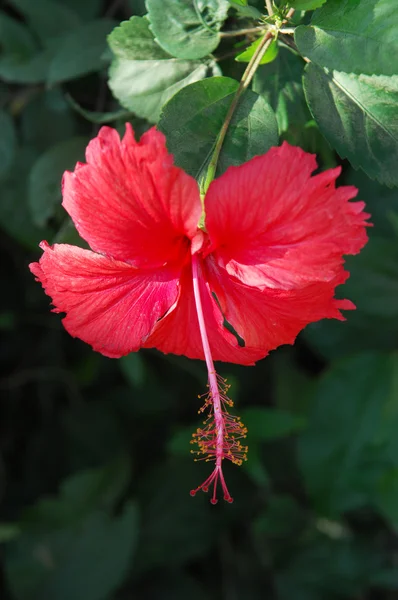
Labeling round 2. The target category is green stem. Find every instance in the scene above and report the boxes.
[201,29,275,198]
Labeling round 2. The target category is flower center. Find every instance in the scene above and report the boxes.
[189,254,248,504]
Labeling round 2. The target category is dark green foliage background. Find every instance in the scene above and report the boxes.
[1,0,398,599]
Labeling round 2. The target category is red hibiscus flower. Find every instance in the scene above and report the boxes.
[30,124,369,503]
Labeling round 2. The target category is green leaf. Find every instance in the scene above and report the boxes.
[21,90,78,152]
[303,167,398,363]
[47,19,117,84]
[109,57,218,123]
[119,354,146,388]
[167,426,193,456]
[158,76,278,178]
[388,211,398,238]
[108,16,219,122]
[53,218,88,248]
[227,0,261,17]
[0,110,17,180]
[0,16,116,83]
[28,137,88,227]
[303,169,398,359]
[236,37,279,64]
[243,445,270,488]
[303,64,398,187]
[304,237,398,360]
[345,167,398,239]
[253,46,308,133]
[276,535,383,600]
[298,352,398,516]
[254,495,305,537]
[108,15,169,60]
[241,407,307,441]
[61,0,103,19]
[0,11,36,58]
[295,0,398,76]
[344,164,398,223]
[332,242,398,320]
[7,0,81,46]
[147,0,230,59]
[63,400,128,468]
[127,0,147,15]
[20,457,132,529]
[288,0,326,9]
[0,524,21,543]
[272,349,315,415]
[5,503,138,600]
[0,148,51,249]
[0,10,50,83]
[376,468,398,528]
[370,569,398,590]
[136,461,215,571]
[0,48,52,84]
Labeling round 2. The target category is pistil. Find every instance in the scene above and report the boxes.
[190,254,248,504]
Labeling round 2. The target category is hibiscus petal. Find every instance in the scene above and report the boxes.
[29,242,180,358]
[205,256,353,355]
[62,124,202,268]
[205,142,370,290]
[144,262,261,366]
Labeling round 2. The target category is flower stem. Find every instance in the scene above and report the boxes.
[201,29,275,195]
